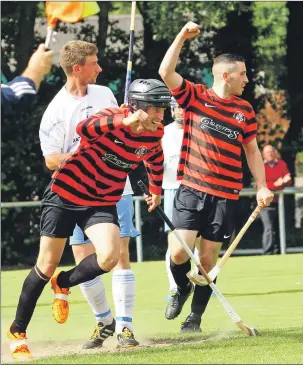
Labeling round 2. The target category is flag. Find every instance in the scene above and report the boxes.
[45,2,100,28]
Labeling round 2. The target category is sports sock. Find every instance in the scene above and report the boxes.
[57,253,108,288]
[79,276,113,326]
[191,277,217,317]
[11,266,50,334]
[165,249,177,292]
[170,258,191,294]
[112,269,136,333]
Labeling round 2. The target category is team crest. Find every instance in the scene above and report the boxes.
[233,111,245,123]
[135,146,148,158]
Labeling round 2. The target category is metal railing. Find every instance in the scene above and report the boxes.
[1,187,303,262]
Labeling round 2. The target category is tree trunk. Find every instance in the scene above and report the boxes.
[282,2,303,176]
[97,1,111,61]
[212,3,256,188]
[15,2,37,74]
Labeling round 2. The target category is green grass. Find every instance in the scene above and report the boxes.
[1,254,302,364]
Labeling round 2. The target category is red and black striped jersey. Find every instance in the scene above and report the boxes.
[172,79,257,200]
[51,107,164,206]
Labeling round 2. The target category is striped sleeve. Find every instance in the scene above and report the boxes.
[143,143,164,195]
[76,107,129,142]
[1,76,37,117]
[170,78,207,110]
[243,104,257,144]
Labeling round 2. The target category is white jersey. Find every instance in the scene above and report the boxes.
[39,84,133,195]
[162,122,184,189]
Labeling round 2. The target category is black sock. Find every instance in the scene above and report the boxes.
[170,258,191,294]
[57,253,108,288]
[191,277,217,317]
[11,266,50,334]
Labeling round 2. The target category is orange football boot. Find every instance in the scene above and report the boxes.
[51,272,71,324]
[7,326,32,360]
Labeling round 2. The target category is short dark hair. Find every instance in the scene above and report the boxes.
[214,53,245,65]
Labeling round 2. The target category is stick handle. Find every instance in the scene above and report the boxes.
[137,180,175,231]
[45,26,54,50]
[124,0,136,104]
[217,204,263,269]
[138,180,220,285]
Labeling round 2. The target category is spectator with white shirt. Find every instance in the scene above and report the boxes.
[39,40,140,348]
[162,97,200,301]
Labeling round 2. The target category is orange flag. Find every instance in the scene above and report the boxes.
[46,2,100,28]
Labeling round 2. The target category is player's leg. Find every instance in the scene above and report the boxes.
[70,225,114,349]
[180,237,221,333]
[8,203,71,359]
[51,206,120,319]
[164,189,178,297]
[165,186,200,320]
[112,194,140,347]
[180,196,236,333]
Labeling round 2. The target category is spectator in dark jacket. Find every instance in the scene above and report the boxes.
[260,144,292,254]
[1,44,54,117]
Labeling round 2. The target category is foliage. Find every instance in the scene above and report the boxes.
[253,2,288,90]
[1,1,301,266]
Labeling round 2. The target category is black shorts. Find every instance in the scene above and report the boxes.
[172,185,237,243]
[40,184,119,238]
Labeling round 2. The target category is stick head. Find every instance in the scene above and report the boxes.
[186,270,208,286]
[236,321,261,336]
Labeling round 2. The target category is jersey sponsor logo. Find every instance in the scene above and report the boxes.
[135,146,149,158]
[233,111,245,123]
[200,117,239,140]
[205,103,216,108]
[102,154,133,168]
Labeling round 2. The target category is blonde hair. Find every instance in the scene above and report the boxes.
[59,40,98,75]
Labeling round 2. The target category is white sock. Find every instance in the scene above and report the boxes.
[112,269,135,334]
[79,276,113,325]
[165,249,177,292]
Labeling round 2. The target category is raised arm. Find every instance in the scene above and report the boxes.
[76,107,129,142]
[159,21,200,90]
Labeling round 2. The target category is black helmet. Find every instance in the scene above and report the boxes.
[128,79,171,110]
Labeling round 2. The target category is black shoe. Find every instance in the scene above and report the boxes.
[117,327,139,347]
[180,313,202,333]
[82,319,116,349]
[165,283,194,320]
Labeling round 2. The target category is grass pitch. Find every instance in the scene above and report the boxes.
[1,254,302,364]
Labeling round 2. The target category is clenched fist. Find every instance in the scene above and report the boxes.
[179,21,200,40]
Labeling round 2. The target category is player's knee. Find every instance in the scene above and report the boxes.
[170,248,188,264]
[96,252,119,271]
[200,256,215,272]
[36,259,58,277]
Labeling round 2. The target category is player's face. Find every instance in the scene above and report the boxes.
[78,54,102,84]
[172,106,183,121]
[144,106,166,132]
[228,62,249,96]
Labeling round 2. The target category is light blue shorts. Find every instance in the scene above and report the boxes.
[164,188,179,232]
[69,194,140,245]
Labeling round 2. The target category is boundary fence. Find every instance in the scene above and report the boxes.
[1,187,303,262]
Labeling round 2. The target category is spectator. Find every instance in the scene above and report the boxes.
[1,44,54,117]
[260,144,292,254]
